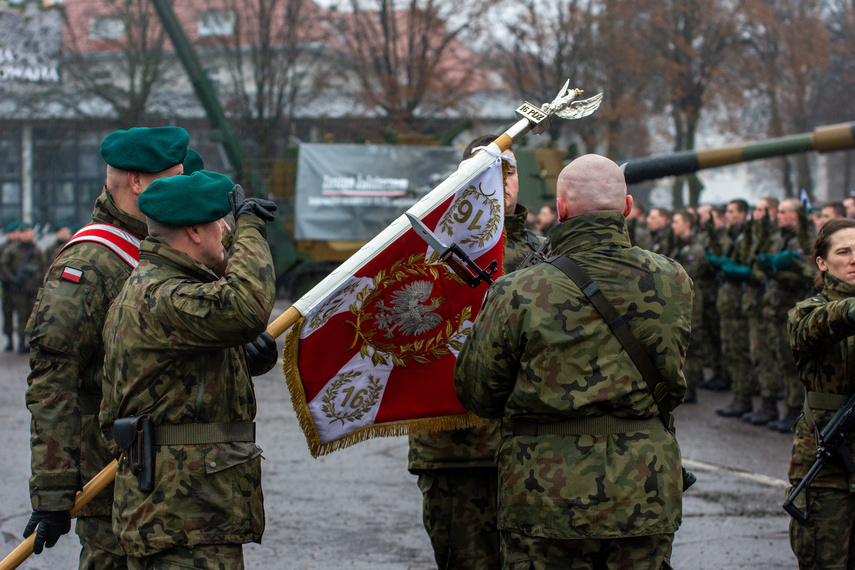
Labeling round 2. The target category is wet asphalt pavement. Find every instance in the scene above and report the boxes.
[0,300,797,569]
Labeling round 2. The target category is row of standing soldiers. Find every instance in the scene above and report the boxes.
[628,196,816,432]
[0,222,70,354]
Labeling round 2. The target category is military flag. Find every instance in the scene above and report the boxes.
[283,153,506,456]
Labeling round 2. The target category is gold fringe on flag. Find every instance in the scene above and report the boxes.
[283,316,482,458]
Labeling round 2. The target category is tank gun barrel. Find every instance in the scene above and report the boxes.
[622,122,855,184]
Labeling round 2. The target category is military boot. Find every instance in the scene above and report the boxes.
[17,335,28,354]
[716,399,752,418]
[768,406,801,433]
[744,397,778,426]
[4,334,12,352]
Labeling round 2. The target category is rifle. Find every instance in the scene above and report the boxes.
[783,391,855,524]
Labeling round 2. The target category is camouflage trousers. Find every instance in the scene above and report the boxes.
[415,467,499,570]
[698,295,723,378]
[500,531,674,570]
[788,485,855,569]
[720,315,754,401]
[76,515,127,570]
[750,316,801,406]
[127,544,243,570]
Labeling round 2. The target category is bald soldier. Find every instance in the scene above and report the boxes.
[24,127,189,567]
[100,172,277,568]
[455,154,692,569]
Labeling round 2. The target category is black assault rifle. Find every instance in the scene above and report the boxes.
[783,391,855,524]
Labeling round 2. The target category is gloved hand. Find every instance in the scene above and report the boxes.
[23,510,71,554]
[244,331,278,376]
[705,251,729,269]
[722,261,752,281]
[228,184,277,222]
[773,250,802,271]
[756,253,775,269]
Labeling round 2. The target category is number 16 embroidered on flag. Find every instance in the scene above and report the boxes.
[283,156,505,456]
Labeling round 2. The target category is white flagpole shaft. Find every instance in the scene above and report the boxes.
[266,119,538,338]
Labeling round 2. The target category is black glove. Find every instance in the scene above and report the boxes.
[228,184,277,222]
[244,331,278,376]
[23,510,71,554]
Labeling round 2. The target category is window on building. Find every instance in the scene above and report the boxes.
[198,11,235,36]
[90,16,125,40]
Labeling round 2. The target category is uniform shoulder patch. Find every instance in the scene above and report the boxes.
[60,266,83,283]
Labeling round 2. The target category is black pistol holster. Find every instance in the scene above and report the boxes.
[114,415,154,492]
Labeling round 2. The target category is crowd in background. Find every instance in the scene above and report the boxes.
[0,221,71,353]
[573,194,855,433]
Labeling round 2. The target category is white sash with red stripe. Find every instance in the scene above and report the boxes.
[59,223,141,268]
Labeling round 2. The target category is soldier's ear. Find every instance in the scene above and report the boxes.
[623,195,633,218]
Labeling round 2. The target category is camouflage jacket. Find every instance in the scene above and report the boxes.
[25,189,146,516]
[788,274,855,490]
[0,240,47,294]
[739,217,778,317]
[407,204,540,471]
[715,223,746,317]
[100,216,275,557]
[670,236,706,329]
[455,212,692,540]
[758,226,814,319]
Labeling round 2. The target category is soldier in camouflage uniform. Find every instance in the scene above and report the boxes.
[758,198,815,432]
[100,171,277,569]
[408,135,540,569]
[669,209,709,403]
[0,222,47,353]
[709,199,754,418]
[1,222,20,351]
[786,217,855,567]
[646,207,674,255]
[45,221,72,262]
[455,154,692,569]
[696,206,727,391]
[24,127,189,567]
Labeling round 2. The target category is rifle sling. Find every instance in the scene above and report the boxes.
[548,255,674,431]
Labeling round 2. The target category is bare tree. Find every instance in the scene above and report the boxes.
[325,0,493,133]
[60,0,177,128]
[209,0,332,160]
[638,0,743,208]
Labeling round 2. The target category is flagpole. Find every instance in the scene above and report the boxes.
[1,81,601,568]
[264,81,601,337]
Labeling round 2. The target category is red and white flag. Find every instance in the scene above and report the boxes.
[284,151,506,456]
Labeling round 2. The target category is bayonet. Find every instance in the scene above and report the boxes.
[406,213,498,288]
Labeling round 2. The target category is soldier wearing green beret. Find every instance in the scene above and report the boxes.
[455,154,692,569]
[24,126,189,567]
[100,172,278,568]
[182,148,205,175]
[1,221,20,351]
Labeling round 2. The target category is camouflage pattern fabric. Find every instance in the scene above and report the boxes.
[787,485,855,569]
[455,212,691,541]
[787,273,855,566]
[407,203,540,567]
[501,531,674,570]
[101,215,275,557]
[26,189,146,526]
[714,224,752,400]
[669,235,707,391]
[626,218,651,250]
[415,468,499,569]
[126,543,243,570]
[1,239,47,338]
[75,515,126,569]
[648,226,673,256]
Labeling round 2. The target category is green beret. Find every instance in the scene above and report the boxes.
[183,148,205,175]
[100,127,190,173]
[139,170,233,226]
[5,221,18,233]
[18,222,31,230]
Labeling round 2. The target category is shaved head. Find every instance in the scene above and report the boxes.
[556,154,630,221]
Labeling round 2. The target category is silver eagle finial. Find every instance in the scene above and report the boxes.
[514,80,603,135]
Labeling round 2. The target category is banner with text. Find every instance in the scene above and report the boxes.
[294,143,460,241]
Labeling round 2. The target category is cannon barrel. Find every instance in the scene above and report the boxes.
[622,122,855,184]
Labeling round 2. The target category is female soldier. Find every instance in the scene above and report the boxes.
[788,217,855,567]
